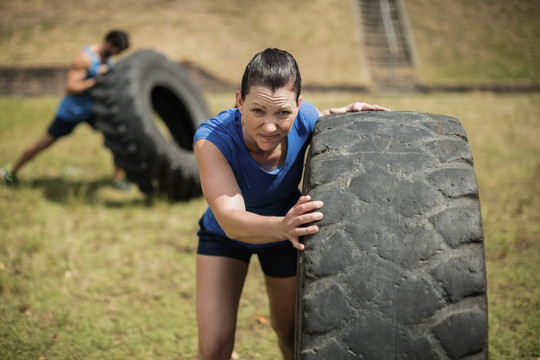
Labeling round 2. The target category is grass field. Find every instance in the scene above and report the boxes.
[406,0,540,83]
[0,92,539,359]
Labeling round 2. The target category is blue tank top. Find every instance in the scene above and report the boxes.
[56,46,112,121]
[193,101,320,247]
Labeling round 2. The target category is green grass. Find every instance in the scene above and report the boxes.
[0,93,539,359]
[406,0,540,83]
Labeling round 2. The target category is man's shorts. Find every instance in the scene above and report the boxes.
[197,225,298,278]
[47,116,96,138]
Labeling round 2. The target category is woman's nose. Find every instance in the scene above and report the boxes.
[263,121,277,133]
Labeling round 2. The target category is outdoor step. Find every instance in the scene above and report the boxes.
[371,69,416,77]
[357,0,416,92]
[365,45,409,54]
[368,53,411,60]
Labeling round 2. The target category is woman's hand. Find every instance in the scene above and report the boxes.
[319,102,390,116]
[334,102,390,113]
[280,195,324,250]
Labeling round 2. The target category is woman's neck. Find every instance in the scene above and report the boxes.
[248,139,288,171]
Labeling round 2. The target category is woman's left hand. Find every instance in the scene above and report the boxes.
[324,102,390,115]
[280,195,324,251]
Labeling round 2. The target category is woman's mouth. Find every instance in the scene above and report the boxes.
[260,134,279,141]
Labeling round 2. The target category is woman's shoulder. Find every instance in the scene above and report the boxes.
[196,108,237,135]
[295,101,319,133]
[194,108,239,150]
[206,108,237,126]
[299,101,318,117]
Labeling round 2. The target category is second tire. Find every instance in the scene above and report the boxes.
[92,50,211,200]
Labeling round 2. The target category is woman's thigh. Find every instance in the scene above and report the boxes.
[265,275,297,334]
[196,255,249,343]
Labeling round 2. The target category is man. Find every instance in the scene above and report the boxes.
[1,30,130,190]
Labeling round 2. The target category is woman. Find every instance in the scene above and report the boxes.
[193,48,389,360]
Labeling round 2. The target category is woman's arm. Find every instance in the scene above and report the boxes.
[317,102,390,116]
[194,139,323,250]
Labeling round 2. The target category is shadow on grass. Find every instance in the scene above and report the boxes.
[26,177,151,207]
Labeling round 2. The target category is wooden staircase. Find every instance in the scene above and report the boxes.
[357,0,417,92]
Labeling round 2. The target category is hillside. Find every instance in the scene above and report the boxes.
[0,0,365,87]
[0,0,538,86]
[406,0,539,83]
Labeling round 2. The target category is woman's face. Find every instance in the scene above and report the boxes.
[236,85,301,155]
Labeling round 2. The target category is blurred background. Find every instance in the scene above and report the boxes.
[1,0,538,94]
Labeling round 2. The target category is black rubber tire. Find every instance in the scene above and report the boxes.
[91,50,211,200]
[296,111,488,359]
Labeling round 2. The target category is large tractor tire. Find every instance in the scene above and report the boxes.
[92,50,211,200]
[296,111,488,359]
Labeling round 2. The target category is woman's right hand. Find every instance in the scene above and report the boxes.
[281,195,324,250]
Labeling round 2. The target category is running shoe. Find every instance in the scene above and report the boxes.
[1,166,17,186]
[113,178,131,192]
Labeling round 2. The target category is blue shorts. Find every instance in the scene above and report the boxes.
[197,225,298,278]
[47,116,96,138]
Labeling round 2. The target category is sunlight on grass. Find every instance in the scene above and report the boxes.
[406,0,539,82]
[0,93,539,359]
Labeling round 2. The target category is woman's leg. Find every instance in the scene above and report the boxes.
[265,275,297,360]
[196,254,249,360]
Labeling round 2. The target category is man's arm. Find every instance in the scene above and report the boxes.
[64,51,106,95]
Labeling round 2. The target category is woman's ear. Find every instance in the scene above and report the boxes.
[236,90,243,112]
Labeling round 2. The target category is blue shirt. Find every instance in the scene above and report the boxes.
[56,46,112,122]
[193,101,320,247]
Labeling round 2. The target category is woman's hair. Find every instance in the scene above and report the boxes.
[105,30,130,51]
[240,48,302,101]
